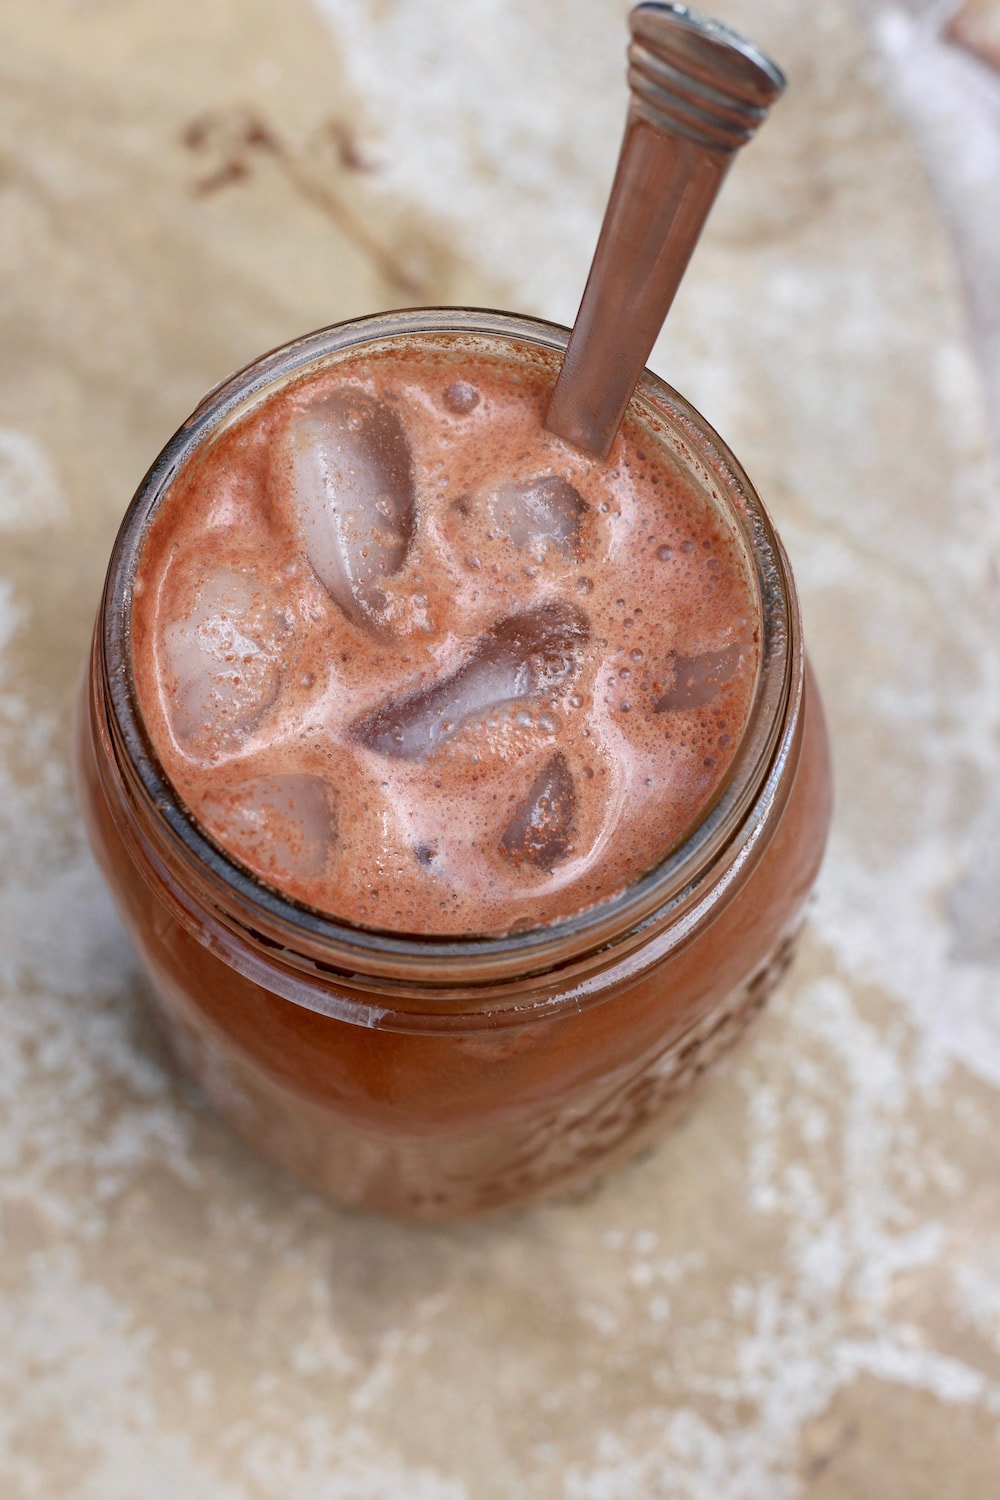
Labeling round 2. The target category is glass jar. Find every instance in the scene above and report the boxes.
[75,310,832,1220]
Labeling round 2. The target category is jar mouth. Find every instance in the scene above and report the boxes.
[101,308,795,988]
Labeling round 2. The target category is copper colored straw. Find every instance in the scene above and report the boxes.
[545,3,785,460]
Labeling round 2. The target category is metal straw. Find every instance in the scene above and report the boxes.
[545,3,785,459]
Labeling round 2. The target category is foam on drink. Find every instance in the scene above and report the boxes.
[130,335,760,936]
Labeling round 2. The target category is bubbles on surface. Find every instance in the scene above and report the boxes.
[282,389,414,628]
[500,752,577,869]
[135,340,761,935]
[199,773,336,883]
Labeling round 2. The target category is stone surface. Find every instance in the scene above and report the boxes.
[1,1,1000,1496]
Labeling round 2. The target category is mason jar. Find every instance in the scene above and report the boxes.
[75,309,832,1220]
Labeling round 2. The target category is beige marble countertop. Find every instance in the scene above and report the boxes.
[2,1,1000,1495]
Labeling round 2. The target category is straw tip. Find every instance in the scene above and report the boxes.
[629,3,787,103]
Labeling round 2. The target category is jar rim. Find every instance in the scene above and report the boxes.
[100,307,797,994]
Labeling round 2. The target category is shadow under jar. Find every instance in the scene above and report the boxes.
[75,309,832,1221]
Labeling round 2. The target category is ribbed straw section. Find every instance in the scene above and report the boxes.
[628,4,785,153]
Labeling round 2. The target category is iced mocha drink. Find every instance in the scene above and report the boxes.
[77,311,831,1218]
[131,335,760,937]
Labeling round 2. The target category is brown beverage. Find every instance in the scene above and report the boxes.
[77,311,831,1218]
[130,335,759,937]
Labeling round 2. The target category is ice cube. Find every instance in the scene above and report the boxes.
[351,602,589,760]
[500,751,576,869]
[491,475,586,559]
[282,389,415,626]
[654,644,744,713]
[160,569,280,751]
[200,773,335,883]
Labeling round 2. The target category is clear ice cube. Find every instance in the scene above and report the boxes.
[654,644,744,713]
[500,751,576,869]
[200,772,335,882]
[161,569,280,750]
[491,475,586,559]
[351,602,589,760]
[283,389,415,626]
